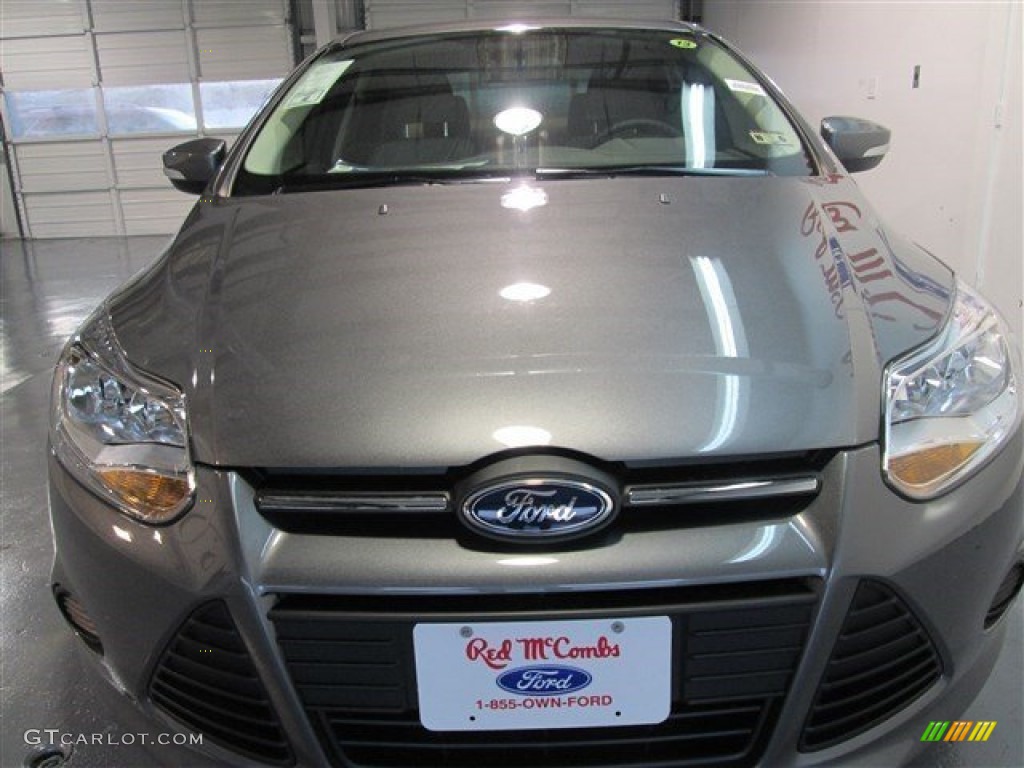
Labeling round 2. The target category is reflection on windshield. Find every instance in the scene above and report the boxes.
[236,28,812,195]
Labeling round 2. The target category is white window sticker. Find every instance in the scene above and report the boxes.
[725,79,767,97]
[281,60,354,109]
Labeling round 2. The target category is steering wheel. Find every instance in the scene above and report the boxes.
[593,118,683,144]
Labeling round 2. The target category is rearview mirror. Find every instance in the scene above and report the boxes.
[163,138,227,194]
[820,116,891,173]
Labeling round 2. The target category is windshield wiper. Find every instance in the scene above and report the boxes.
[273,176,451,194]
[535,166,770,179]
[273,172,512,194]
[269,165,769,193]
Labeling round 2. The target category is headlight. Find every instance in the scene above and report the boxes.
[884,280,1021,499]
[51,308,194,523]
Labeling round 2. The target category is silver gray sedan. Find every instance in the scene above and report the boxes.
[47,18,1022,768]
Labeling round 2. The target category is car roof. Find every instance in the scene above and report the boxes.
[336,17,702,47]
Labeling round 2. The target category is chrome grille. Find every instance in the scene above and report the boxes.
[252,453,828,536]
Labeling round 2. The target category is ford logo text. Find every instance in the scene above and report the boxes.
[461,478,616,540]
[496,666,593,696]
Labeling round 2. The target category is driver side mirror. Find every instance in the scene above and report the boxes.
[163,138,227,194]
[820,116,891,173]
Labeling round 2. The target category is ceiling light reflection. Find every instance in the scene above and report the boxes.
[495,24,540,34]
[692,255,749,452]
[684,83,708,169]
[492,425,552,448]
[500,282,551,302]
[728,525,780,563]
[496,556,560,567]
[494,107,543,136]
[501,185,548,212]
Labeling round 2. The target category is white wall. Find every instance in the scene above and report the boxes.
[704,0,1023,335]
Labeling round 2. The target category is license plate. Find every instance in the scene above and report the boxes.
[413,616,672,732]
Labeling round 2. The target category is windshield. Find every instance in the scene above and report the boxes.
[234,27,813,194]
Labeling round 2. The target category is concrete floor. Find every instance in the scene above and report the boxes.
[1,236,1021,768]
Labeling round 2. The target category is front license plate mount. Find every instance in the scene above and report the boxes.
[413,616,672,732]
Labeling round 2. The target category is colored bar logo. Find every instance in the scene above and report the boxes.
[921,721,997,742]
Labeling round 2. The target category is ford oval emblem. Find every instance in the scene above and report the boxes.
[496,665,593,696]
[461,478,615,540]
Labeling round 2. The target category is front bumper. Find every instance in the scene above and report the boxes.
[48,434,1024,767]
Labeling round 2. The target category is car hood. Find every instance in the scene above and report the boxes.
[109,175,952,468]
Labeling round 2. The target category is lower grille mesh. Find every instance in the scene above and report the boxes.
[800,581,942,751]
[270,581,817,767]
[322,702,771,767]
[150,601,293,765]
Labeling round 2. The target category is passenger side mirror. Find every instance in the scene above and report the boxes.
[820,116,891,173]
[163,138,227,194]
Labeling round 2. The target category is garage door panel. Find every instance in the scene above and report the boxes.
[15,142,111,193]
[3,1,291,237]
[97,31,191,86]
[1,35,94,90]
[197,27,291,80]
[192,0,287,27]
[91,0,185,33]
[24,192,118,238]
[120,189,195,236]
[0,0,86,38]
[365,1,469,29]
[112,138,180,189]
[573,0,678,18]
[365,1,681,29]
[473,1,571,19]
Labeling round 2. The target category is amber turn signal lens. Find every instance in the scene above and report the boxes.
[96,469,192,522]
[887,442,985,491]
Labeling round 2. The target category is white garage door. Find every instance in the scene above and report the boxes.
[1,0,294,238]
[364,1,680,30]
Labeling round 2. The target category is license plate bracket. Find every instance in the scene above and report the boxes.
[413,616,672,732]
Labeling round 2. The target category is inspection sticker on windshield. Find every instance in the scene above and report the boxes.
[414,616,671,732]
[669,38,697,49]
[725,78,767,97]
